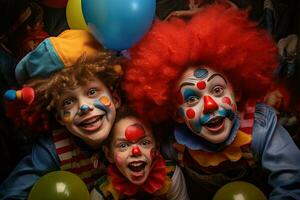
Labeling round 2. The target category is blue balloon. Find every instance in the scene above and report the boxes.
[82,0,156,51]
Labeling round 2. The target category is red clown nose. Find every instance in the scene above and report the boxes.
[132,146,141,156]
[203,96,219,114]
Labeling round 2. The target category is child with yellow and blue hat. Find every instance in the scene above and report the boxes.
[0,29,123,200]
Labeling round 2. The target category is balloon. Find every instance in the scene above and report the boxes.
[28,171,89,200]
[82,0,156,51]
[213,181,267,200]
[66,0,88,30]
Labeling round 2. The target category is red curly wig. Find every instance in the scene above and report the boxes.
[123,3,278,124]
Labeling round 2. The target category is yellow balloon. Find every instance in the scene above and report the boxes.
[213,181,267,200]
[28,171,89,200]
[66,0,88,30]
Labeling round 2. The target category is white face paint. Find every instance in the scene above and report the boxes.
[176,66,237,144]
[57,78,118,148]
[109,117,156,186]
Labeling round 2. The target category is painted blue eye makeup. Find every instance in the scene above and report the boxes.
[183,88,199,102]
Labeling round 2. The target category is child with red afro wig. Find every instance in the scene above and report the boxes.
[123,4,276,124]
[122,3,300,200]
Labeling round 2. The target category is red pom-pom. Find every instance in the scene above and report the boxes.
[21,87,35,105]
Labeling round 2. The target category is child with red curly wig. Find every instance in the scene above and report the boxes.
[122,3,300,200]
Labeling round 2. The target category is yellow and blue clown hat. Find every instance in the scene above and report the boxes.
[16,29,103,85]
[4,29,111,104]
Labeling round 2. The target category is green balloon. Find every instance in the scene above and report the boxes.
[28,171,90,200]
[213,181,267,200]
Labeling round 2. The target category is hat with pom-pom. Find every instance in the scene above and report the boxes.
[15,29,104,85]
[4,29,119,104]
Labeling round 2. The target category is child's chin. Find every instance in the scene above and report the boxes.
[129,174,148,186]
[131,178,147,186]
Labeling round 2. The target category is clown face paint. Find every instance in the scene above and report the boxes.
[108,117,156,186]
[176,67,237,144]
[57,78,118,148]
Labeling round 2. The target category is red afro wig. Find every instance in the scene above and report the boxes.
[123,4,278,124]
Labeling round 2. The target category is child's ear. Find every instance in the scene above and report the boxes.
[103,145,114,163]
[112,91,121,109]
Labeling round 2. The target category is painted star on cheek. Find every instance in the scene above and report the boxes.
[125,124,145,142]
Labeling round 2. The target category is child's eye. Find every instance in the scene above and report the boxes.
[118,142,129,150]
[62,98,74,107]
[182,89,199,106]
[140,139,152,147]
[212,86,224,96]
[88,88,98,96]
[186,96,200,105]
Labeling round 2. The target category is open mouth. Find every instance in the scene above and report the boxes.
[78,115,104,131]
[128,161,146,172]
[204,116,225,132]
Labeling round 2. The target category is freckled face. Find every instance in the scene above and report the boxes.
[109,117,156,185]
[176,67,237,144]
[57,78,118,148]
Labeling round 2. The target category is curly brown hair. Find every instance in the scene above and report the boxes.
[26,51,123,113]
